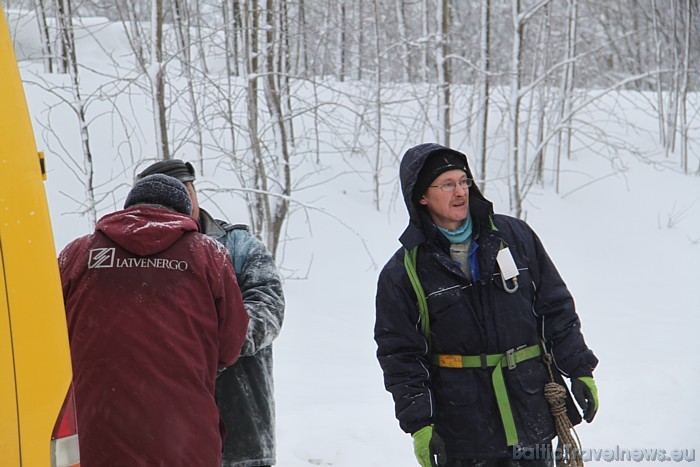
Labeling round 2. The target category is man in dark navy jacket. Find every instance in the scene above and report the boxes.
[374,143,599,467]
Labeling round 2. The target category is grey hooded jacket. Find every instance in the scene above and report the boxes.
[201,209,285,467]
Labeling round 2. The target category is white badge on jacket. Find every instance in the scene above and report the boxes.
[496,247,519,280]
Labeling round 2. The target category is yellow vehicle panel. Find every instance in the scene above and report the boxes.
[0,4,75,466]
[0,245,21,465]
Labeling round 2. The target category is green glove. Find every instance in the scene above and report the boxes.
[412,425,447,467]
[571,376,599,423]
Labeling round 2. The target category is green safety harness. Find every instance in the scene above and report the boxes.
[403,245,540,447]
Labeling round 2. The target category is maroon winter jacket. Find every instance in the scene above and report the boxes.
[58,205,248,467]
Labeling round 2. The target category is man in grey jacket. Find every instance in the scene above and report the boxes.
[137,160,285,467]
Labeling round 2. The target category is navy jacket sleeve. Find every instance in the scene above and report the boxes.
[374,255,433,434]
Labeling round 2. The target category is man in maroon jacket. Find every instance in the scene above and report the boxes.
[59,174,249,466]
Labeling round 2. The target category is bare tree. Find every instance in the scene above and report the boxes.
[191,0,207,74]
[54,0,97,225]
[173,0,203,170]
[507,0,551,218]
[31,0,53,72]
[436,0,451,146]
[531,2,551,185]
[651,0,667,148]
[421,0,430,82]
[295,0,309,75]
[372,0,383,210]
[678,0,691,173]
[555,0,578,192]
[263,0,292,256]
[508,0,525,217]
[150,0,169,160]
[19,0,700,249]
[52,0,69,73]
[115,0,146,65]
[336,0,346,81]
[355,0,365,80]
[395,0,411,82]
[476,0,491,192]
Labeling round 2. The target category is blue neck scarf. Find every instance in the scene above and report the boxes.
[438,214,472,244]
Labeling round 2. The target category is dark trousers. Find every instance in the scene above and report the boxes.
[446,445,554,467]
[446,459,553,467]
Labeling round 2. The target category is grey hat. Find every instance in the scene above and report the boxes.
[124,174,192,215]
[137,159,196,183]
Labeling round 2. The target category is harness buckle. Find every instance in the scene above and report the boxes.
[506,345,528,370]
[506,348,517,370]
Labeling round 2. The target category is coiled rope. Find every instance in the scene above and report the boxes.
[543,354,584,467]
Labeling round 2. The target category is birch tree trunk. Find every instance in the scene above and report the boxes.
[297,0,308,75]
[192,0,207,74]
[281,0,295,147]
[56,0,96,226]
[356,0,365,80]
[421,0,429,82]
[665,0,679,156]
[555,0,578,192]
[32,0,53,73]
[533,4,551,185]
[395,0,411,82]
[243,0,267,237]
[651,0,666,148]
[436,0,451,146]
[264,0,292,257]
[373,0,383,210]
[150,0,169,160]
[508,0,524,217]
[336,0,346,81]
[222,0,235,76]
[173,0,204,171]
[115,0,145,67]
[679,0,691,173]
[53,0,69,73]
[477,0,490,192]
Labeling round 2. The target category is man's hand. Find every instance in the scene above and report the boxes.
[412,425,447,467]
[572,376,599,422]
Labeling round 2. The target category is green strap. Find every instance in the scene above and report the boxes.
[404,247,431,348]
[431,345,541,446]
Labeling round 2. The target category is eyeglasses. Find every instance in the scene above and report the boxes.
[428,179,473,192]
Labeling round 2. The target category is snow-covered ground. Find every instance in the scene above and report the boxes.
[8,8,700,466]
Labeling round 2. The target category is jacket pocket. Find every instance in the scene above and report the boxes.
[517,375,543,397]
[508,363,557,444]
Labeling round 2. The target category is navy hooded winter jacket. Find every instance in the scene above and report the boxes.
[374,143,598,459]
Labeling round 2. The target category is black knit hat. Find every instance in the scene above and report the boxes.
[124,174,193,215]
[413,151,468,201]
[137,159,196,183]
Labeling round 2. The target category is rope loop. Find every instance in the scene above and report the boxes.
[543,354,584,467]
